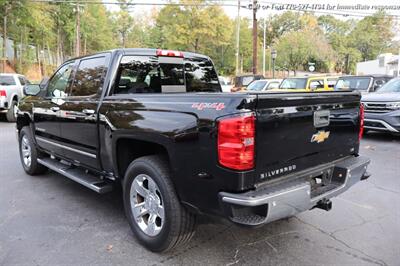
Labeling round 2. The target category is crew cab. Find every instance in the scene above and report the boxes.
[17,49,370,252]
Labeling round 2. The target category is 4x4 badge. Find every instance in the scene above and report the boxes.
[311,130,330,143]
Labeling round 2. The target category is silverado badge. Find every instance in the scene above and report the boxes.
[311,130,330,143]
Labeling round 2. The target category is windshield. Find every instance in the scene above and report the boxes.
[279,78,307,89]
[247,80,267,91]
[0,76,16,86]
[376,78,400,93]
[335,77,371,91]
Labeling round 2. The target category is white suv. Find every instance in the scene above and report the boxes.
[0,74,29,122]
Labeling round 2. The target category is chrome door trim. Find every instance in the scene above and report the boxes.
[36,136,97,158]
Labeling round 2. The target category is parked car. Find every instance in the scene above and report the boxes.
[218,76,233,92]
[277,76,338,92]
[231,74,264,92]
[246,79,282,91]
[361,77,400,135]
[0,73,30,122]
[335,75,392,93]
[17,48,370,252]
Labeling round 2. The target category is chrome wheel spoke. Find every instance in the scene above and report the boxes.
[132,202,148,219]
[156,204,165,220]
[145,214,157,235]
[22,149,30,157]
[147,178,157,194]
[133,178,149,198]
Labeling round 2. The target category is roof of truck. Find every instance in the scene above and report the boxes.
[66,48,210,62]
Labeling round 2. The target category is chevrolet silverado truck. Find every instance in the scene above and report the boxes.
[17,48,370,252]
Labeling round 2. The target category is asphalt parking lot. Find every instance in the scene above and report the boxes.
[0,121,399,266]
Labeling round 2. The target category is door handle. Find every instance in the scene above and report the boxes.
[50,107,60,112]
[82,109,95,115]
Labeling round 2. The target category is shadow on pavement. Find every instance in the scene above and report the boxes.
[363,131,399,142]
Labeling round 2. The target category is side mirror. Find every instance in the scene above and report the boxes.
[23,84,41,96]
[39,77,49,89]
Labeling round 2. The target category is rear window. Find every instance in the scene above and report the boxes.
[280,78,307,90]
[0,76,16,86]
[335,77,371,91]
[113,55,220,94]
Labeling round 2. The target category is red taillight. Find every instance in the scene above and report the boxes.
[0,90,6,97]
[218,114,255,171]
[359,104,364,141]
[156,49,183,58]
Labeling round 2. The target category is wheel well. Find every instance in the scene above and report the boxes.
[12,95,18,102]
[116,138,170,178]
[16,114,31,131]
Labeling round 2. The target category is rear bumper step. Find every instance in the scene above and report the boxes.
[37,158,113,194]
[219,156,370,226]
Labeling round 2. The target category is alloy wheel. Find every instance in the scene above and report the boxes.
[21,135,32,168]
[130,174,165,236]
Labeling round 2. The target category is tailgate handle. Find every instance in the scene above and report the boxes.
[314,110,330,128]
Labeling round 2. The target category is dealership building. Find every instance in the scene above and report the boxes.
[356,53,399,77]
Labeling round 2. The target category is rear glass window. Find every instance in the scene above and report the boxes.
[113,55,220,94]
[280,78,307,90]
[185,57,220,92]
[335,77,371,91]
[0,76,16,86]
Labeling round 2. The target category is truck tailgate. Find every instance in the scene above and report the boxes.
[254,92,362,183]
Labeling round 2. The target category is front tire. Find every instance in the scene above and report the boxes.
[123,155,196,252]
[6,100,17,122]
[19,127,47,175]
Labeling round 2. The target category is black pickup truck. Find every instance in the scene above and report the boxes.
[17,48,370,252]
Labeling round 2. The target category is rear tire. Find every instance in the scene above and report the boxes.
[123,155,196,252]
[19,126,47,175]
[6,100,17,122]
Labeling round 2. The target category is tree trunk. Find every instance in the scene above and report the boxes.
[2,12,7,73]
[37,44,42,80]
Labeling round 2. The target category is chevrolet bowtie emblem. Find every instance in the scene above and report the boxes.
[311,130,330,143]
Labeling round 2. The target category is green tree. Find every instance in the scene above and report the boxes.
[348,12,394,61]
[275,29,334,75]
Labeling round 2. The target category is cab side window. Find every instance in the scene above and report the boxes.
[46,62,74,98]
[18,76,26,86]
[113,55,161,94]
[70,57,107,97]
[327,78,337,88]
[309,80,324,90]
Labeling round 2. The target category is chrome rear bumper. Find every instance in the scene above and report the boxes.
[219,156,370,226]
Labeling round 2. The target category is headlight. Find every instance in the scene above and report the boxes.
[386,102,400,110]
